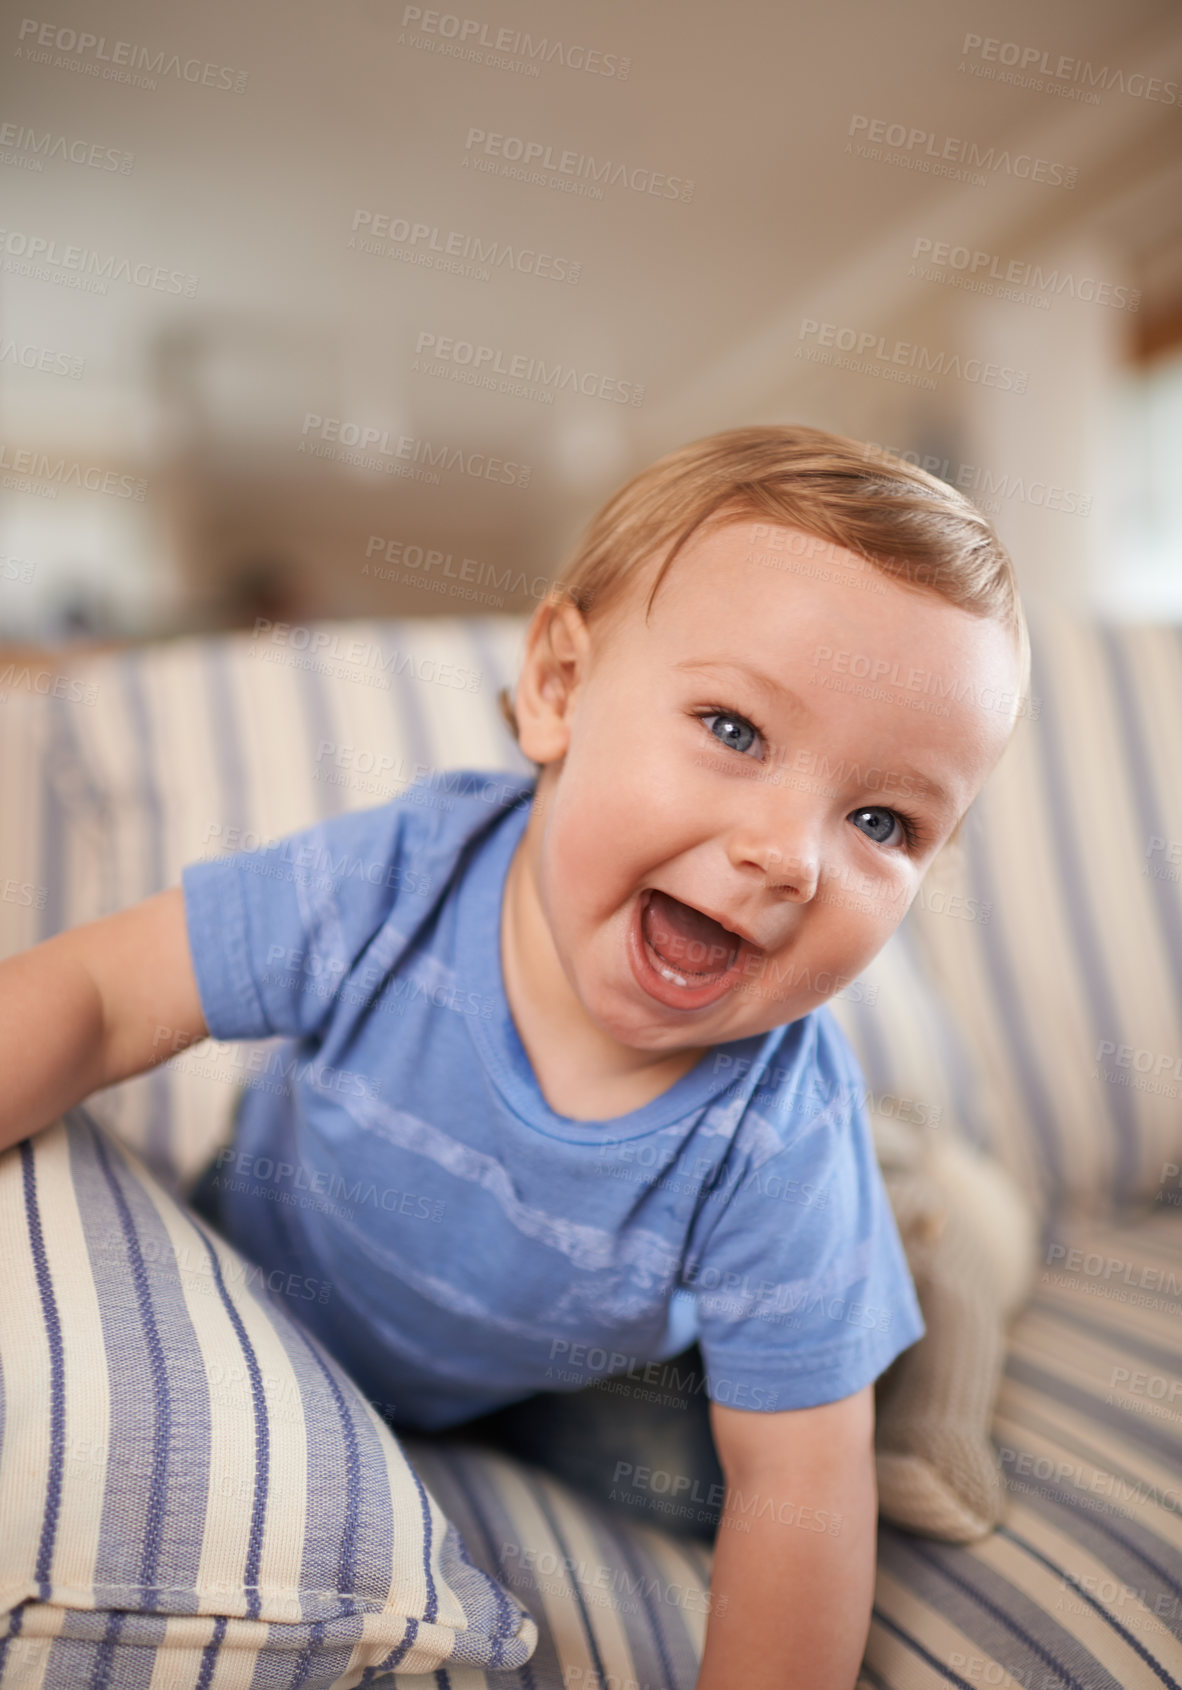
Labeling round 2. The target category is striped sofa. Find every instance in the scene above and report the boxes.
[1,613,1180,1689]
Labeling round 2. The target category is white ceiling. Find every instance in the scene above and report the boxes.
[2,0,1180,622]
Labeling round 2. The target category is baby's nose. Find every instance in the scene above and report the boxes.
[763,844,820,900]
[727,830,820,901]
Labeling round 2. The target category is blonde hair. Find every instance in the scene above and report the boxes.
[499,425,1030,827]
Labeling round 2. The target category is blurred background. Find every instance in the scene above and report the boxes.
[1,0,1180,649]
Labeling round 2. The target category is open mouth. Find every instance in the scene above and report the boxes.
[641,889,741,985]
[629,888,753,1010]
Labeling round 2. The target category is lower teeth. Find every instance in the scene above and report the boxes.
[645,933,730,989]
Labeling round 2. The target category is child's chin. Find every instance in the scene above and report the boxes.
[584,980,699,1050]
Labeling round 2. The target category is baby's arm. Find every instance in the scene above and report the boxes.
[0,886,208,1156]
[695,1383,877,1690]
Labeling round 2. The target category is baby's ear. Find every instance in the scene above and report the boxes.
[512,593,592,765]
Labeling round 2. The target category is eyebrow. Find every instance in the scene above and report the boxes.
[673,657,957,810]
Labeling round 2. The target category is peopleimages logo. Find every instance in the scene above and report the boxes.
[413,330,644,406]
[363,534,560,603]
[846,114,1076,188]
[0,228,198,296]
[0,663,98,705]
[910,237,1140,312]
[797,319,1028,392]
[15,18,249,92]
[959,32,1181,106]
[298,414,532,487]
[463,127,694,201]
[0,122,133,173]
[863,440,1092,519]
[0,337,84,379]
[0,442,147,500]
[399,7,630,78]
[350,210,581,285]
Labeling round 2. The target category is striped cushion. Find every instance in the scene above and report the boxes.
[396,1442,716,1690]
[824,918,997,1160]
[368,1207,1182,1689]
[909,622,1182,1221]
[862,1202,1182,1689]
[0,1110,538,1686]
[0,687,103,965]
[4,1115,1180,1688]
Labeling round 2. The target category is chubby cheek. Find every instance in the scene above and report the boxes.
[543,778,651,944]
[826,903,899,983]
[808,880,908,991]
[745,881,906,1023]
[533,783,624,977]
[545,717,678,911]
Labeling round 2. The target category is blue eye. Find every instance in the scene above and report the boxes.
[699,711,761,757]
[850,807,912,848]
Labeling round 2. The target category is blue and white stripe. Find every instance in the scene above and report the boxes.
[0,1112,538,1688]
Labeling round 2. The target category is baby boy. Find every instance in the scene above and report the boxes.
[2,425,1029,1690]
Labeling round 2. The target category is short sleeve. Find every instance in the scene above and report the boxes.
[180,799,430,1043]
[686,1010,925,1413]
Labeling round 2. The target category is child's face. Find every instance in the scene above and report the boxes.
[513,518,1021,1054]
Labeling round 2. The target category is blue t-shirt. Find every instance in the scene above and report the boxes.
[180,769,924,1432]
